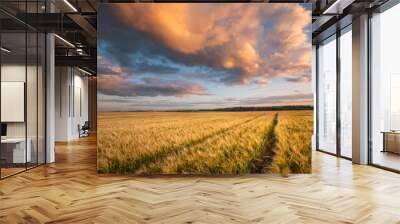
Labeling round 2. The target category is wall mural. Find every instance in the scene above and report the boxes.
[97,3,313,175]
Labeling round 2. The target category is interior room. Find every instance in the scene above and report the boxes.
[0,8,46,178]
[1,0,400,223]
[0,0,96,179]
[54,66,90,141]
[370,2,400,171]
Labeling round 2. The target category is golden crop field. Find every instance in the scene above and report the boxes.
[97,110,313,175]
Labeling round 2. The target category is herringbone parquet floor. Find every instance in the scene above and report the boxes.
[1,136,400,224]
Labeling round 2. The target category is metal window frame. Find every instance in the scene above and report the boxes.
[0,0,48,180]
[367,0,400,173]
[315,0,400,172]
[315,19,353,162]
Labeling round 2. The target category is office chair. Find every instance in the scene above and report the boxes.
[79,121,90,138]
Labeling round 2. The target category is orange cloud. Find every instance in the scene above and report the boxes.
[100,3,311,90]
[102,3,311,86]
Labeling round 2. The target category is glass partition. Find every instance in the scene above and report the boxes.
[317,35,337,154]
[1,30,28,177]
[339,26,352,158]
[0,2,46,179]
[370,3,400,171]
[38,32,45,165]
[27,30,38,169]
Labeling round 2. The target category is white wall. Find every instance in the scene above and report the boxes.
[340,29,353,158]
[0,65,40,137]
[55,67,70,141]
[71,73,89,138]
[1,63,46,164]
[55,67,89,141]
[317,37,337,154]
[1,65,26,139]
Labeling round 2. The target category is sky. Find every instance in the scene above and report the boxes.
[98,3,312,111]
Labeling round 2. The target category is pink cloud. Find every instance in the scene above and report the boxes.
[106,3,311,85]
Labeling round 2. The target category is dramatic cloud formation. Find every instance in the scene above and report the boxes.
[98,56,207,97]
[98,74,207,97]
[98,3,312,110]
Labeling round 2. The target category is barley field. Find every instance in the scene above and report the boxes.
[97,110,313,175]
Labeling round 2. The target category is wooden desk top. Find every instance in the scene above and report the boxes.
[381,131,400,134]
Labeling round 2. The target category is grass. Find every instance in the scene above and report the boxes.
[97,111,313,175]
[252,113,278,173]
[270,113,313,176]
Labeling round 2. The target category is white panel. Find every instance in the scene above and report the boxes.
[318,37,337,154]
[46,31,55,163]
[1,82,25,122]
[73,86,82,137]
[340,29,353,158]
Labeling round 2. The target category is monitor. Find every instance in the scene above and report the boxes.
[1,123,7,137]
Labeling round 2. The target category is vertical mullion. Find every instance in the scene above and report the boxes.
[25,0,28,171]
[367,11,373,165]
[60,68,62,117]
[36,0,39,167]
[0,23,2,179]
[316,45,320,151]
[336,28,341,157]
[73,68,75,118]
[44,0,47,164]
[69,69,71,118]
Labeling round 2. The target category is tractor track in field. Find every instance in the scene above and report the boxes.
[252,113,279,173]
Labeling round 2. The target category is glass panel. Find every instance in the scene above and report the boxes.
[26,0,39,169]
[0,1,46,178]
[74,85,81,137]
[371,3,400,171]
[27,30,38,169]
[1,30,27,177]
[339,28,352,158]
[38,33,45,165]
[318,36,337,154]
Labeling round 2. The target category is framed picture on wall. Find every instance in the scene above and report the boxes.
[97,3,313,175]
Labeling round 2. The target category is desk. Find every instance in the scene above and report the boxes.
[1,138,31,163]
[381,131,400,154]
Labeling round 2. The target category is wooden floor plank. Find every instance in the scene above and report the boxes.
[0,136,400,223]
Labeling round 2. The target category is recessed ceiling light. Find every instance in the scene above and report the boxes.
[54,34,75,48]
[323,0,355,15]
[63,0,78,12]
[1,47,11,53]
[78,67,93,76]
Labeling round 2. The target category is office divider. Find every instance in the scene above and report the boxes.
[0,1,46,179]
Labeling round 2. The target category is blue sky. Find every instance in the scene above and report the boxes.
[98,3,312,111]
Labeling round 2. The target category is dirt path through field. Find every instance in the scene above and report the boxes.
[252,113,279,173]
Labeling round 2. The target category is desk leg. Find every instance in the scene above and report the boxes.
[382,133,386,153]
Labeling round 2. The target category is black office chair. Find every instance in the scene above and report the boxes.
[79,121,90,138]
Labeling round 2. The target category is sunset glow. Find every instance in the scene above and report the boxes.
[98,3,312,111]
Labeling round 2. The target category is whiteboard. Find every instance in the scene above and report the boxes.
[1,82,25,122]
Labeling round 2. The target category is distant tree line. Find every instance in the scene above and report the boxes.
[107,105,314,112]
[171,105,313,112]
